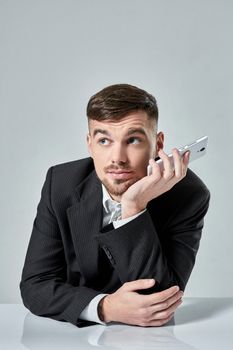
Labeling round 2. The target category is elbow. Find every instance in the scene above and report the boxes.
[19,277,40,315]
[20,279,31,310]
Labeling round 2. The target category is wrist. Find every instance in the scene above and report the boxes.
[121,201,146,219]
[98,295,112,323]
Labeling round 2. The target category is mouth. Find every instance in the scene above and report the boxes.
[106,170,134,180]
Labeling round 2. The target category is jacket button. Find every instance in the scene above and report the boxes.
[102,245,115,264]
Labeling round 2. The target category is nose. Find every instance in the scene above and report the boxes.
[110,143,128,165]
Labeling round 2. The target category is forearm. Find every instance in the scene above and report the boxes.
[96,211,178,291]
[20,273,101,327]
[79,294,108,325]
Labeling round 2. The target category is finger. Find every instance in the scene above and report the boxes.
[140,312,175,327]
[172,148,183,179]
[143,285,180,306]
[158,149,174,180]
[151,290,183,312]
[148,159,162,181]
[179,151,190,178]
[123,279,156,292]
[182,151,190,176]
[151,297,183,321]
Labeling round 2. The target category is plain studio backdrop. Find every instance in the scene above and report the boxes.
[0,0,232,303]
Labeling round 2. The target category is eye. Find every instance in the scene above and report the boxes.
[98,138,110,145]
[127,137,141,144]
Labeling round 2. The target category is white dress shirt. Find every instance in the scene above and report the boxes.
[79,184,146,324]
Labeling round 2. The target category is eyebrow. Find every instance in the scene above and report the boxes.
[126,128,146,136]
[93,129,111,138]
[93,127,146,138]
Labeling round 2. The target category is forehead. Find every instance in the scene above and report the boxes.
[88,111,156,135]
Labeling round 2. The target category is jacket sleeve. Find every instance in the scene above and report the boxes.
[95,187,210,292]
[20,167,101,327]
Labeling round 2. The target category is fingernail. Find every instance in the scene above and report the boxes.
[148,278,155,284]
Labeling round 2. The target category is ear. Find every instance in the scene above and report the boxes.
[86,133,93,157]
[156,131,164,153]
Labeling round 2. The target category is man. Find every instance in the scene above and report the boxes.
[20,84,210,328]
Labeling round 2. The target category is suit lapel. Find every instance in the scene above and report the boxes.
[66,170,103,282]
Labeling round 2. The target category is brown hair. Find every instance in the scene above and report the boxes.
[86,83,158,123]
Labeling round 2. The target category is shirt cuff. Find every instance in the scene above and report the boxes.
[113,209,146,229]
[79,294,108,325]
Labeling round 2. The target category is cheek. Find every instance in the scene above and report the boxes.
[131,151,151,173]
[92,152,106,172]
[137,148,151,162]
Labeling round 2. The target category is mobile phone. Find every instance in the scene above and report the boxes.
[147,136,208,175]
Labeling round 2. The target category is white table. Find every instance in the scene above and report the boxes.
[0,298,233,350]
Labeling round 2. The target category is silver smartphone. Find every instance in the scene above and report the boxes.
[147,136,208,175]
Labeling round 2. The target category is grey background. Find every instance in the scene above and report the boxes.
[1,0,232,303]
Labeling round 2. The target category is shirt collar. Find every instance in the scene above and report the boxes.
[102,184,121,213]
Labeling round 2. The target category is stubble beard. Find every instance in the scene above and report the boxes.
[101,176,140,197]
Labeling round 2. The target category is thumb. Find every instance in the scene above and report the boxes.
[123,279,156,292]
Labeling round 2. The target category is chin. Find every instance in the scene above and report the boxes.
[102,177,138,197]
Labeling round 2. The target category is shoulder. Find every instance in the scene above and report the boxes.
[44,157,95,198]
[157,168,210,203]
[149,168,210,222]
[51,157,94,182]
[176,168,210,204]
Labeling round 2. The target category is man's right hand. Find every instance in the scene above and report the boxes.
[98,279,183,327]
[120,149,190,219]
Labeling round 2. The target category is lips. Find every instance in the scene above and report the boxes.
[108,170,132,174]
[107,170,133,179]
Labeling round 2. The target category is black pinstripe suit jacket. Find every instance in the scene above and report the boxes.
[20,157,210,327]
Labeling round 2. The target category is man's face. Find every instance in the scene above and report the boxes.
[87,111,164,201]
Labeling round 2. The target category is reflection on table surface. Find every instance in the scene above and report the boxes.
[0,298,233,350]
